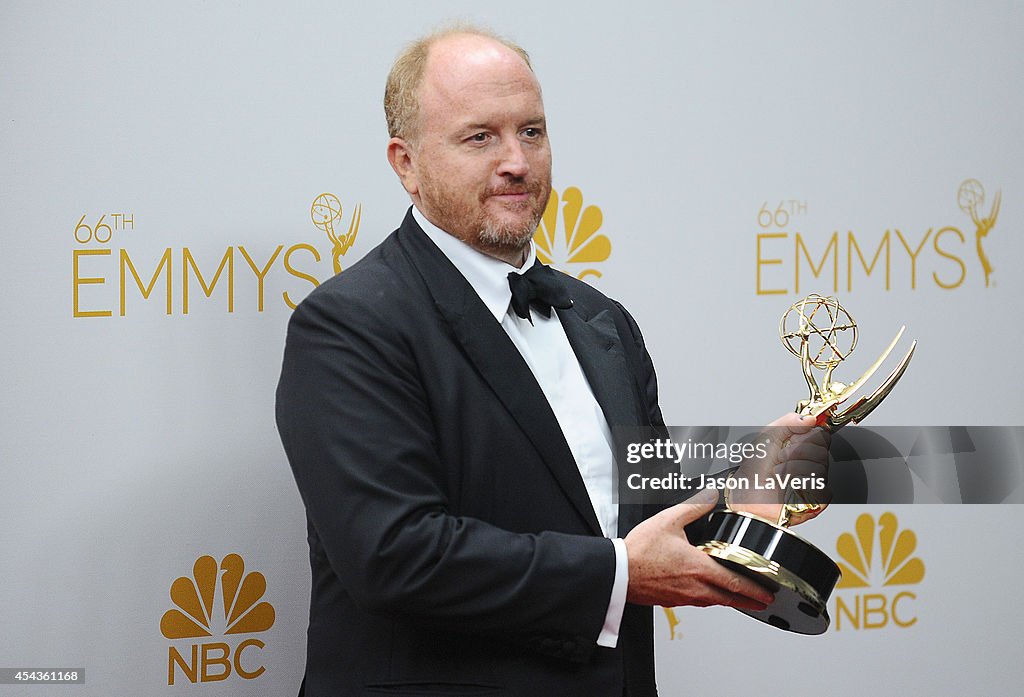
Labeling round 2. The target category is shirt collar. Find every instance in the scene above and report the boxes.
[412,206,537,323]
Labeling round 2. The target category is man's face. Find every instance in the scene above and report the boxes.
[393,35,552,263]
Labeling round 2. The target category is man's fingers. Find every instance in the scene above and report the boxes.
[702,559,775,607]
[684,527,775,608]
[647,487,717,529]
[766,411,816,434]
[671,487,718,525]
[778,438,830,466]
[716,585,770,605]
[699,582,772,612]
[680,554,775,609]
[625,494,779,610]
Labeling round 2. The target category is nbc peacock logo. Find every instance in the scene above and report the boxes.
[534,186,612,282]
[833,512,925,631]
[161,554,276,685]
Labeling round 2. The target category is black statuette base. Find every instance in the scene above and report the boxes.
[697,510,841,635]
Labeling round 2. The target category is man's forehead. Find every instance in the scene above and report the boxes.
[426,33,527,73]
[420,34,540,105]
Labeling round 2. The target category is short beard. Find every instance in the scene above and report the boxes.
[418,177,548,262]
[477,212,542,250]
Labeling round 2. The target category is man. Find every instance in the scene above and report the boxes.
[277,26,821,697]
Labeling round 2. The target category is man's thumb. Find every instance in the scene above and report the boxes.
[674,487,718,525]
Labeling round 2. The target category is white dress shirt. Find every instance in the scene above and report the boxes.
[412,207,628,647]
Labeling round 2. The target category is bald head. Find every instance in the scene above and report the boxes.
[384,26,534,142]
[416,34,543,146]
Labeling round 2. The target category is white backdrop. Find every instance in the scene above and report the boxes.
[2,1,1022,695]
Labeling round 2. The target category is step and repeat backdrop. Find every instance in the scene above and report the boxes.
[2,2,1021,695]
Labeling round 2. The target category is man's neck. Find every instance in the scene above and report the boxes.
[481,242,529,268]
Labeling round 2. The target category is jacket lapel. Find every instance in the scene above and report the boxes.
[557,304,649,537]
[396,213,604,536]
[557,305,642,440]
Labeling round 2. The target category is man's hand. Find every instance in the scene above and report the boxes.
[623,488,774,610]
[729,412,832,525]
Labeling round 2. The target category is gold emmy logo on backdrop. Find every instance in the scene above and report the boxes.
[161,554,275,685]
[755,179,1004,294]
[958,178,1001,288]
[833,513,925,630]
[71,195,368,317]
[311,192,362,274]
[661,607,683,640]
[534,187,611,281]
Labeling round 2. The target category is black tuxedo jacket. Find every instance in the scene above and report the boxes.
[276,210,668,697]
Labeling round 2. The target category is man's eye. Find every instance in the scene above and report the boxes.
[522,128,542,138]
[470,133,489,143]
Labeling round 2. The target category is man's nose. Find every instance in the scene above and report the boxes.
[496,138,529,178]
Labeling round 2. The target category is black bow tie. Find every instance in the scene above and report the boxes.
[507,261,573,323]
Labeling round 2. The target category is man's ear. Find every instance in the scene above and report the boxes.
[387,137,419,196]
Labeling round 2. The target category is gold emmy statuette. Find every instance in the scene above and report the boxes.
[781,294,917,434]
[697,294,916,634]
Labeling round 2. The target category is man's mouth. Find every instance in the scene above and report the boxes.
[487,189,533,203]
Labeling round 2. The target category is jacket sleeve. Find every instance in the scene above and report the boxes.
[611,299,668,439]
